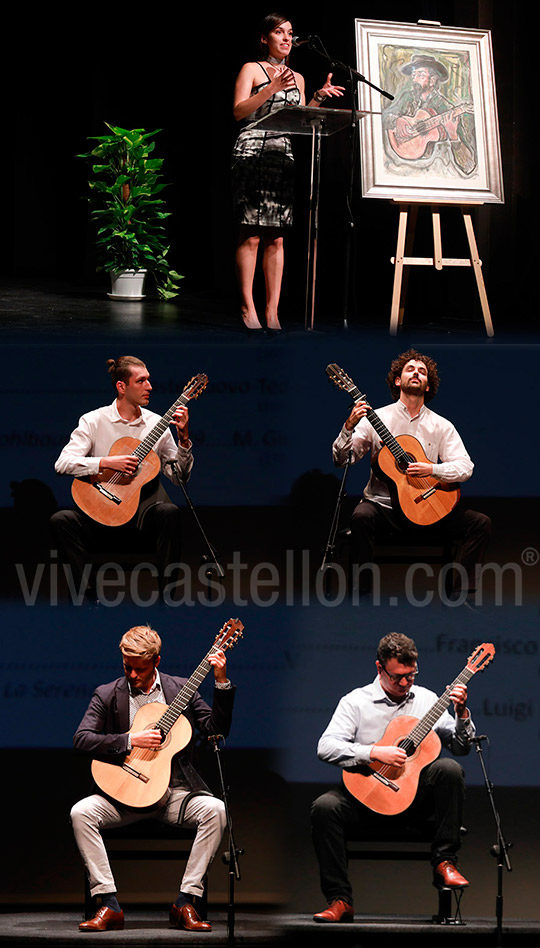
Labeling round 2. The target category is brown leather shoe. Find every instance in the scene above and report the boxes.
[79,906,124,932]
[169,902,212,932]
[313,899,354,923]
[433,860,469,888]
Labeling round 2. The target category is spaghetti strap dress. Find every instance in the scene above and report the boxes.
[232,61,301,229]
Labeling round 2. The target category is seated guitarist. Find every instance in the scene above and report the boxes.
[71,624,235,932]
[311,633,474,923]
[333,349,491,601]
[51,355,193,602]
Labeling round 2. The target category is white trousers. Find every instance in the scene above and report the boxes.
[70,788,226,899]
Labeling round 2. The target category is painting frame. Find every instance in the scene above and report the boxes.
[355,19,504,203]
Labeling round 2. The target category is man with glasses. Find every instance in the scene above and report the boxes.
[311,633,474,923]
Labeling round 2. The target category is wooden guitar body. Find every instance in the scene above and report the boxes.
[90,618,244,809]
[375,434,460,526]
[387,108,442,160]
[342,716,442,815]
[92,702,192,808]
[71,436,161,527]
[387,103,474,161]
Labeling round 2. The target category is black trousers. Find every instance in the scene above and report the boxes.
[350,499,491,594]
[311,758,465,906]
[50,502,183,595]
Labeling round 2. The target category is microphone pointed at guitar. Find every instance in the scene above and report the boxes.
[71,373,208,527]
[343,642,495,815]
[92,618,244,808]
[326,363,460,526]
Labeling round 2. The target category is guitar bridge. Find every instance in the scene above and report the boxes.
[414,487,437,503]
[93,483,121,504]
[121,763,150,783]
[372,771,400,792]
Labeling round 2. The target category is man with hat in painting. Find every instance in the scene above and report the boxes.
[382,53,476,175]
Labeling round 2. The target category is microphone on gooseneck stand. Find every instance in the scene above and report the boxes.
[292,35,315,47]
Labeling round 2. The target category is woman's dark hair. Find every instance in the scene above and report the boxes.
[377,633,418,666]
[259,12,291,56]
[385,348,440,403]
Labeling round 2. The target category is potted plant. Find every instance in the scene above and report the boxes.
[79,123,182,300]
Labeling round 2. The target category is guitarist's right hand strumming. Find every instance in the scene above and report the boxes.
[370,744,407,767]
[99,455,140,475]
[130,727,163,749]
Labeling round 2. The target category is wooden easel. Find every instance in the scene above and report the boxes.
[389,200,494,336]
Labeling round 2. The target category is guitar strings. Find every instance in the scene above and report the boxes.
[373,667,475,780]
[98,393,191,491]
[330,371,438,492]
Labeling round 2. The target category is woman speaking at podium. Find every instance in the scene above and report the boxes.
[232,14,344,332]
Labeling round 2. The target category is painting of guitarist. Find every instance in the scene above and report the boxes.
[381,51,477,177]
[311,633,474,923]
[331,349,491,599]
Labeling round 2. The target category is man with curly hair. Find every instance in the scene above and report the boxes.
[332,349,490,599]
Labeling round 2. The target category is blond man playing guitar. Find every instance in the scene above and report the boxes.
[71,623,235,933]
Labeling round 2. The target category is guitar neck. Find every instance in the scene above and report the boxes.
[153,645,220,735]
[349,386,409,466]
[407,665,475,748]
[132,392,189,462]
[416,103,469,135]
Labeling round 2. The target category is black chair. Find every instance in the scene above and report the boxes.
[83,821,208,920]
[337,526,455,598]
[346,823,467,924]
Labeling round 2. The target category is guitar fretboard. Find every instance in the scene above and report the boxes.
[402,665,475,752]
[348,383,411,468]
[132,392,190,462]
[154,645,220,736]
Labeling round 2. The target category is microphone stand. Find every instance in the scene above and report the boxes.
[320,449,352,595]
[301,35,393,328]
[168,461,225,586]
[208,735,244,946]
[472,735,512,947]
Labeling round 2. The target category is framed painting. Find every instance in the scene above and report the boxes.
[355,19,504,203]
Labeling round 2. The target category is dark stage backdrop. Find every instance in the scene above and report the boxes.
[2,1,533,327]
[2,336,539,790]
[1,2,538,808]
[2,337,538,508]
[1,601,538,791]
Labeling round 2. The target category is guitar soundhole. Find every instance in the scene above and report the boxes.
[147,724,166,749]
[397,453,415,473]
[398,738,416,757]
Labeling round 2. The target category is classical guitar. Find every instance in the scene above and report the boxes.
[326,363,460,527]
[343,642,494,815]
[71,373,208,526]
[387,102,474,160]
[91,618,244,808]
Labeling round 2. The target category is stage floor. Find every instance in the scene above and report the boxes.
[0,279,532,343]
[1,910,539,947]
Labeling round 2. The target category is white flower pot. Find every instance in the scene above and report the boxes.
[108,269,148,300]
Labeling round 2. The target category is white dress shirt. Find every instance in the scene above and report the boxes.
[332,400,473,509]
[317,675,475,769]
[54,400,193,484]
